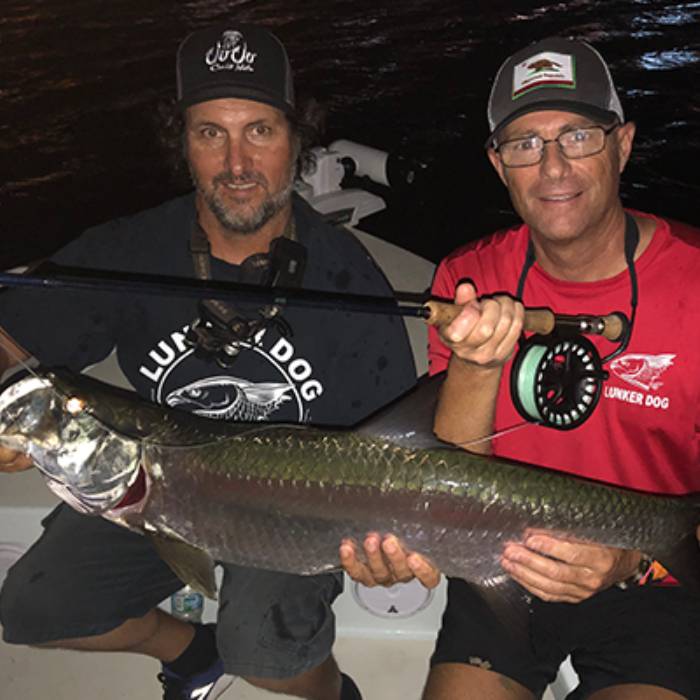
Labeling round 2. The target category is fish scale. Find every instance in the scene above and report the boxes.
[1,370,698,596]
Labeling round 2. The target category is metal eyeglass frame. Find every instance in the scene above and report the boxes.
[495,123,620,168]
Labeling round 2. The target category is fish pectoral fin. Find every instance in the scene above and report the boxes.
[355,372,450,449]
[149,534,218,600]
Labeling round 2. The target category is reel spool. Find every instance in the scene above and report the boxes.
[510,334,608,430]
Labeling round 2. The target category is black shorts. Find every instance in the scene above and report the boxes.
[0,504,343,678]
[431,577,700,699]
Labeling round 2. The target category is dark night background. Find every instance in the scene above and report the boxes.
[1,0,699,269]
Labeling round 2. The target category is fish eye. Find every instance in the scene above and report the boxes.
[65,396,86,415]
[187,388,202,398]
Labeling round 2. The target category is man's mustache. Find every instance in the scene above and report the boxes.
[213,171,268,188]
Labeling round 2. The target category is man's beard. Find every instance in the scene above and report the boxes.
[194,163,295,235]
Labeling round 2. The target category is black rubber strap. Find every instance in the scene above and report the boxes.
[515,214,639,360]
[516,237,536,300]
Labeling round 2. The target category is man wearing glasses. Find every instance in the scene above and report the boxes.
[419,37,700,699]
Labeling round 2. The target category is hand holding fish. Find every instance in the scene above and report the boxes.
[436,281,524,368]
[0,446,33,473]
[339,533,441,589]
[501,533,642,603]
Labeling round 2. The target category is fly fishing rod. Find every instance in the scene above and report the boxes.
[0,264,630,429]
[0,264,626,339]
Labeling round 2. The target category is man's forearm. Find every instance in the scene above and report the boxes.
[434,355,502,454]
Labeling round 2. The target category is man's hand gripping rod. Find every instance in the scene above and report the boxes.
[423,301,627,342]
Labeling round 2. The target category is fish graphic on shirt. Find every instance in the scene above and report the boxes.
[609,354,676,391]
[166,376,293,421]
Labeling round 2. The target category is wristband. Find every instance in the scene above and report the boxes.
[616,554,654,590]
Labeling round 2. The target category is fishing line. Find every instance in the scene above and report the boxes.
[0,330,42,385]
[0,329,97,426]
[454,420,531,449]
[0,337,133,449]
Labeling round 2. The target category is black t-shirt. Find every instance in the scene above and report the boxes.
[1,193,416,426]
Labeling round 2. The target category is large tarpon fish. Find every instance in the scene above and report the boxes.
[1,369,698,610]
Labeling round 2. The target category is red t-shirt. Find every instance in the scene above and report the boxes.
[429,213,700,496]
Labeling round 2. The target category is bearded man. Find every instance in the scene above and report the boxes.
[0,22,416,700]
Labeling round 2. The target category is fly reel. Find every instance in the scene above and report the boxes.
[508,213,639,431]
[510,334,608,430]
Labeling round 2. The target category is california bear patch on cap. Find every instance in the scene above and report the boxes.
[486,37,624,143]
[512,51,575,99]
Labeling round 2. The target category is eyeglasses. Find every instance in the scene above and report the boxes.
[495,124,620,168]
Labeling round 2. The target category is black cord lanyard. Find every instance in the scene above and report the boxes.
[185,216,307,365]
[515,212,639,362]
[190,213,300,287]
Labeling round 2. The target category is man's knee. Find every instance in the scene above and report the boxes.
[0,555,129,645]
[216,568,341,678]
[423,663,535,700]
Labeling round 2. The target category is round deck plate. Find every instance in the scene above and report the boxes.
[352,578,434,618]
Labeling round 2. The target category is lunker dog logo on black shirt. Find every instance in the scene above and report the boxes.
[138,326,323,422]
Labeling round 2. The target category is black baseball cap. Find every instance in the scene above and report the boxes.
[176,23,295,114]
[486,37,624,144]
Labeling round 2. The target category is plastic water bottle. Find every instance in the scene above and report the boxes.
[170,585,204,623]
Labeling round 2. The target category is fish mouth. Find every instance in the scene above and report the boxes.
[0,374,52,416]
[0,373,144,514]
[166,395,190,407]
[0,375,53,452]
